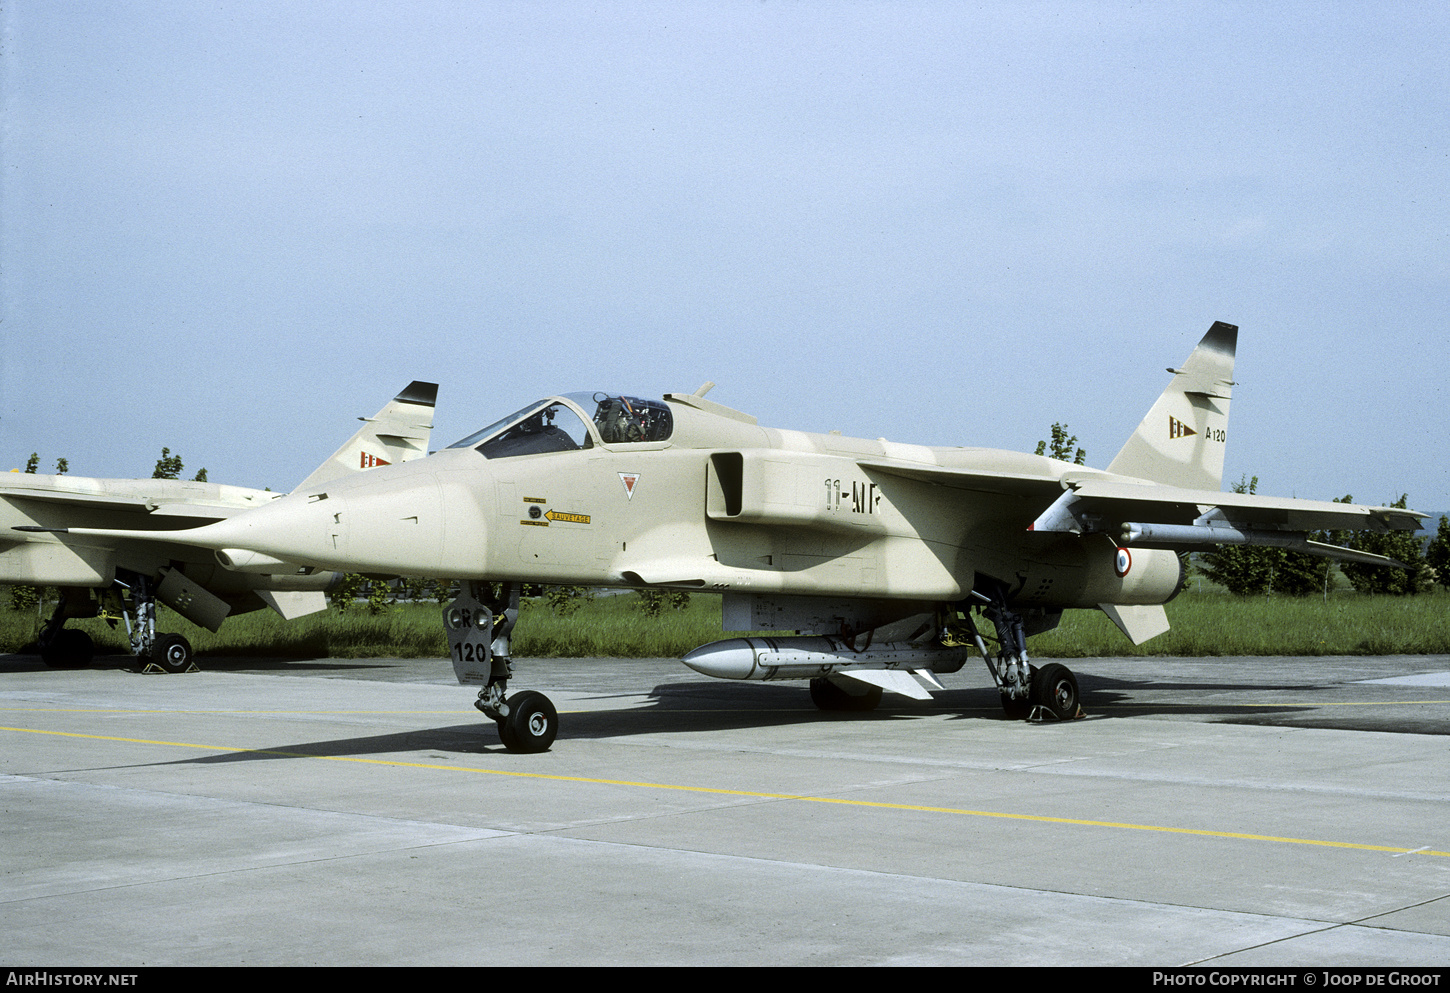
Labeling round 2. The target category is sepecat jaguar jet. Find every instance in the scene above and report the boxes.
[37,323,1423,748]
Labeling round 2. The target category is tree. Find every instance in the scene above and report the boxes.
[1034,423,1086,465]
[364,579,394,614]
[152,448,184,480]
[192,468,208,482]
[8,584,41,611]
[1270,547,1332,597]
[1425,516,1450,591]
[21,453,69,475]
[635,589,691,616]
[328,573,367,612]
[1339,494,1432,595]
[544,585,593,615]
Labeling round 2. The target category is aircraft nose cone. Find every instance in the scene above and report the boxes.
[208,463,487,578]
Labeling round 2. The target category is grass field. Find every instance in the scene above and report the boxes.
[3,587,1448,661]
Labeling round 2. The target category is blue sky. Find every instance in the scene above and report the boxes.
[3,2,1446,514]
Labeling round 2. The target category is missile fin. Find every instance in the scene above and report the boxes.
[833,668,935,701]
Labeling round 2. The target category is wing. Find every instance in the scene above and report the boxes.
[857,458,1062,498]
[0,475,279,581]
[0,480,272,522]
[1030,478,1425,566]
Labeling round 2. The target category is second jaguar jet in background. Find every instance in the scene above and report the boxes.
[4,382,437,670]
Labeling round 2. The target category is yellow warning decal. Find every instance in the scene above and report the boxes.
[545,510,590,524]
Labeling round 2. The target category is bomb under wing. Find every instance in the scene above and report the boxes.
[39,326,1424,751]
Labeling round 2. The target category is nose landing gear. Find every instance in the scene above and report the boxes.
[444,582,558,753]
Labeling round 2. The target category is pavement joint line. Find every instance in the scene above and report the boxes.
[6,723,1449,860]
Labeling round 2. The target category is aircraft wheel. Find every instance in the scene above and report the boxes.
[41,629,94,669]
[496,719,519,751]
[1032,663,1079,721]
[151,634,194,674]
[500,690,557,753]
[809,677,882,712]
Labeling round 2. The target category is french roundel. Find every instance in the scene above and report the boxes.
[1114,547,1132,577]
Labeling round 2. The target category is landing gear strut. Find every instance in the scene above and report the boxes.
[116,573,195,673]
[444,582,558,753]
[956,589,1081,722]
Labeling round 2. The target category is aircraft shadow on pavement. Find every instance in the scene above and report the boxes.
[0,652,404,675]
[1075,672,1450,735]
[157,682,1003,768]
[149,670,1348,770]
[637,676,1326,726]
[1072,671,1331,720]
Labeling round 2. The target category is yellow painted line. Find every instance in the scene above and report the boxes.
[0,708,466,716]
[4,723,1448,859]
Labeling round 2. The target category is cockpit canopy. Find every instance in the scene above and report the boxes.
[447,393,673,459]
[590,394,672,444]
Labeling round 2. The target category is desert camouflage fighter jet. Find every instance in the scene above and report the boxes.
[39,324,1423,749]
[4,382,436,670]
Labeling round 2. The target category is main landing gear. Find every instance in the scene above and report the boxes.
[444,582,558,753]
[954,590,1081,723]
[36,574,196,673]
[119,572,197,674]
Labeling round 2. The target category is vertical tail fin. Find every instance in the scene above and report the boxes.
[292,381,438,494]
[1106,322,1236,490]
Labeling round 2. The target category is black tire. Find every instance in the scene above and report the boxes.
[998,664,1037,719]
[496,719,519,751]
[500,690,557,753]
[41,629,94,669]
[809,677,883,712]
[1032,663,1079,720]
[151,634,194,674]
